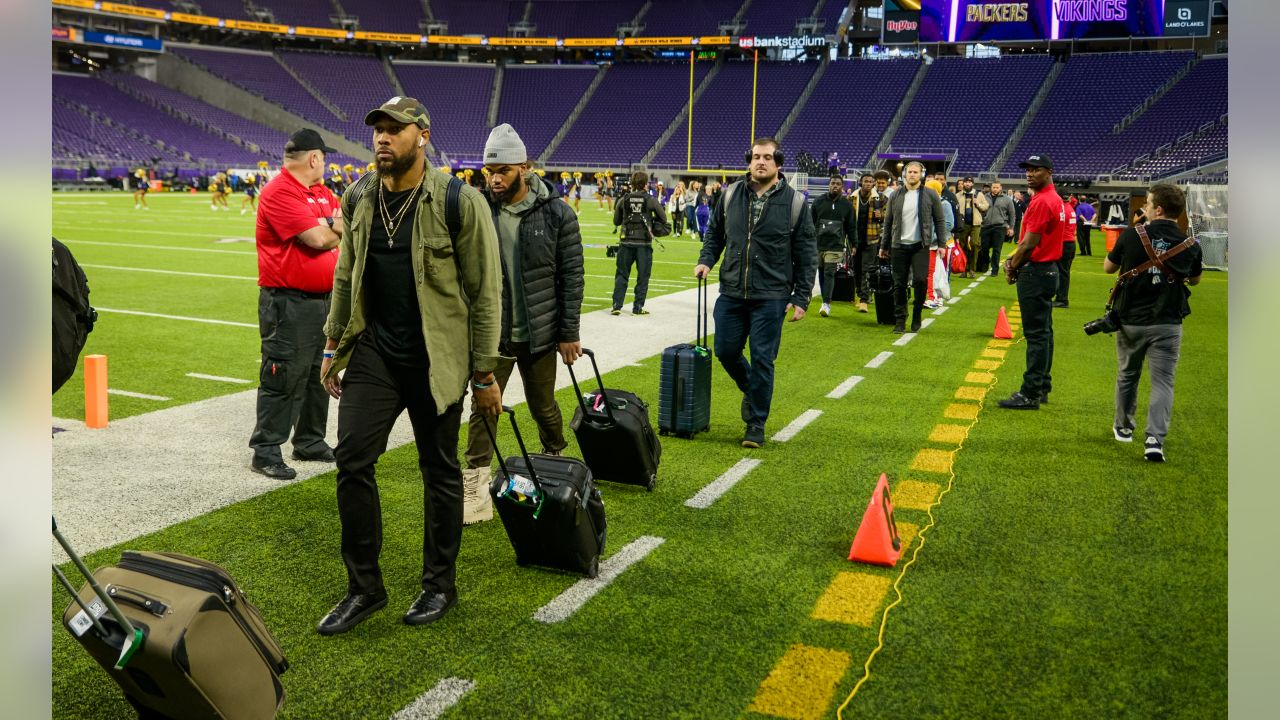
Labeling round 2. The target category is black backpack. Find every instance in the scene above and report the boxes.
[52,238,96,394]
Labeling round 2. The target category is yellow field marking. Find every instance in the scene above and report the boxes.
[987,339,1012,348]
[973,359,1000,371]
[955,385,988,402]
[898,522,920,551]
[909,448,953,475]
[981,348,1006,359]
[944,402,979,420]
[811,573,892,627]
[965,371,995,384]
[892,480,940,511]
[928,423,968,445]
[749,644,852,720]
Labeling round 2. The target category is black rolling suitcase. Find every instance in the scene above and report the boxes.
[874,259,895,326]
[487,407,606,578]
[567,348,661,491]
[53,519,287,720]
[658,278,713,438]
[831,249,856,302]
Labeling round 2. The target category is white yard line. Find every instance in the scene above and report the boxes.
[389,678,477,720]
[532,536,666,624]
[81,264,257,281]
[920,318,935,329]
[97,308,257,328]
[58,226,251,240]
[61,239,255,255]
[771,409,822,443]
[865,351,893,369]
[892,332,917,346]
[933,305,950,315]
[186,373,252,384]
[947,296,963,304]
[826,375,864,399]
[959,288,972,295]
[108,389,171,401]
[685,459,762,509]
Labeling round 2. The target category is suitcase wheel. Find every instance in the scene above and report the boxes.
[645,475,656,492]
[658,429,668,436]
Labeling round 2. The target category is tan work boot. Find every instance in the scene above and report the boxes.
[462,467,493,525]
[857,301,869,313]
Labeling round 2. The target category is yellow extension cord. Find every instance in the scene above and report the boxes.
[836,331,1026,719]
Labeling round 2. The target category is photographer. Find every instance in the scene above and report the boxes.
[612,171,669,316]
[1102,183,1202,462]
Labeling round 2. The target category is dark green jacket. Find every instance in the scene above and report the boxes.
[698,174,817,309]
[323,161,503,413]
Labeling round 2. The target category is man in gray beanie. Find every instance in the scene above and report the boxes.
[461,123,585,524]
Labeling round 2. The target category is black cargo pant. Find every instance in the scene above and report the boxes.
[612,242,654,312]
[334,339,464,596]
[249,287,331,465]
[1055,241,1076,305]
[1016,262,1059,398]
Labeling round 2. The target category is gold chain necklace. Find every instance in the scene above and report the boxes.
[378,173,425,247]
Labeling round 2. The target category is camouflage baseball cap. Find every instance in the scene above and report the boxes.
[364,96,430,129]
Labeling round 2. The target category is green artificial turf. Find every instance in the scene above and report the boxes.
[51,196,1227,718]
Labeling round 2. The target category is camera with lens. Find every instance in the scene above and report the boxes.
[1083,308,1120,336]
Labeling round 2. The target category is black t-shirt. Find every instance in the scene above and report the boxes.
[1107,219,1203,326]
[364,187,428,368]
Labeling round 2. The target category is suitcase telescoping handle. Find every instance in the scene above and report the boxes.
[482,406,546,495]
[695,276,708,349]
[564,348,618,425]
[52,517,145,668]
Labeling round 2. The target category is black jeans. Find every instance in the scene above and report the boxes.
[713,295,789,428]
[612,243,653,312]
[891,243,929,324]
[977,225,1007,275]
[1016,263,1058,398]
[334,339,464,595]
[250,288,331,464]
[1077,222,1092,255]
[1055,241,1076,305]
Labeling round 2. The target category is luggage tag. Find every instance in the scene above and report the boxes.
[68,598,107,638]
[499,473,545,518]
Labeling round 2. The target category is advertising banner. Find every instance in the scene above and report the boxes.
[882,1,922,45]
[919,0,1187,43]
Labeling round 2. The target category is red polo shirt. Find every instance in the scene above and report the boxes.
[255,167,339,293]
[1019,182,1064,263]
[1061,202,1077,243]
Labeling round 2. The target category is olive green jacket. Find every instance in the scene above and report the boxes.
[322,162,503,413]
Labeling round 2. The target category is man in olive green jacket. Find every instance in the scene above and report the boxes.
[315,96,504,636]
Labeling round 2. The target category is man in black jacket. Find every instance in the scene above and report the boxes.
[612,171,669,316]
[463,123,584,524]
[695,137,817,449]
[879,161,948,334]
[811,175,856,317]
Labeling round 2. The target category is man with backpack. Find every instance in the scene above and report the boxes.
[810,175,856,318]
[694,137,816,449]
[611,171,670,316]
[315,97,503,635]
[462,123,585,525]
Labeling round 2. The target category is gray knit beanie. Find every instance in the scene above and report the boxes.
[484,123,527,164]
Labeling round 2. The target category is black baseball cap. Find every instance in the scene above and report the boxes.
[286,128,337,154]
[1018,154,1053,170]
[962,176,974,182]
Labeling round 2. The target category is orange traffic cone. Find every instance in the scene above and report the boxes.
[848,473,902,567]
[993,306,1014,339]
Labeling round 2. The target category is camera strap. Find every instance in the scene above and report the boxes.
[1108,224,1196,305]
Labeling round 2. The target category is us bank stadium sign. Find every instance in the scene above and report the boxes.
[738,36,828,49]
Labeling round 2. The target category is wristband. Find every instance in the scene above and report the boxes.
[325,216,335,229]
[472,380,493,390]
[322,350,336,359]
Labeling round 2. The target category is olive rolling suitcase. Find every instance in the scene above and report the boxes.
[874,260,896,326]
[487,408,607,578]
[658,278,712,438]
[53,519,287,720]
[567,348,662,491]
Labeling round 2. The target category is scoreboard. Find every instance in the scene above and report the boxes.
[883,0,1211,44]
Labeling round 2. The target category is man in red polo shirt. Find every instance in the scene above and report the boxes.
[998,153,1064,410]
[249,129,343,479]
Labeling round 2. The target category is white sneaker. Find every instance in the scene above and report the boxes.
[820,303,831,317]
[462,467,493,525]
[240,209,247,215]
[211,205,217,211]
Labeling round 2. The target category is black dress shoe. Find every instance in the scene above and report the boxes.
[251,460,297,480]
[292,447,336,463]
[1052,301,1069,308]
[316,591,387,636]
[892,322,905,334]
[404,590,458,625]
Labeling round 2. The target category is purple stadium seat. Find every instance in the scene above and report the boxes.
[639,0,746,37]
[526,0,645,38]
[347,0,430,34]
[430,0,525,36]
[783,58,918,169]
[493,65,600,160]
[392,62,497,162]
